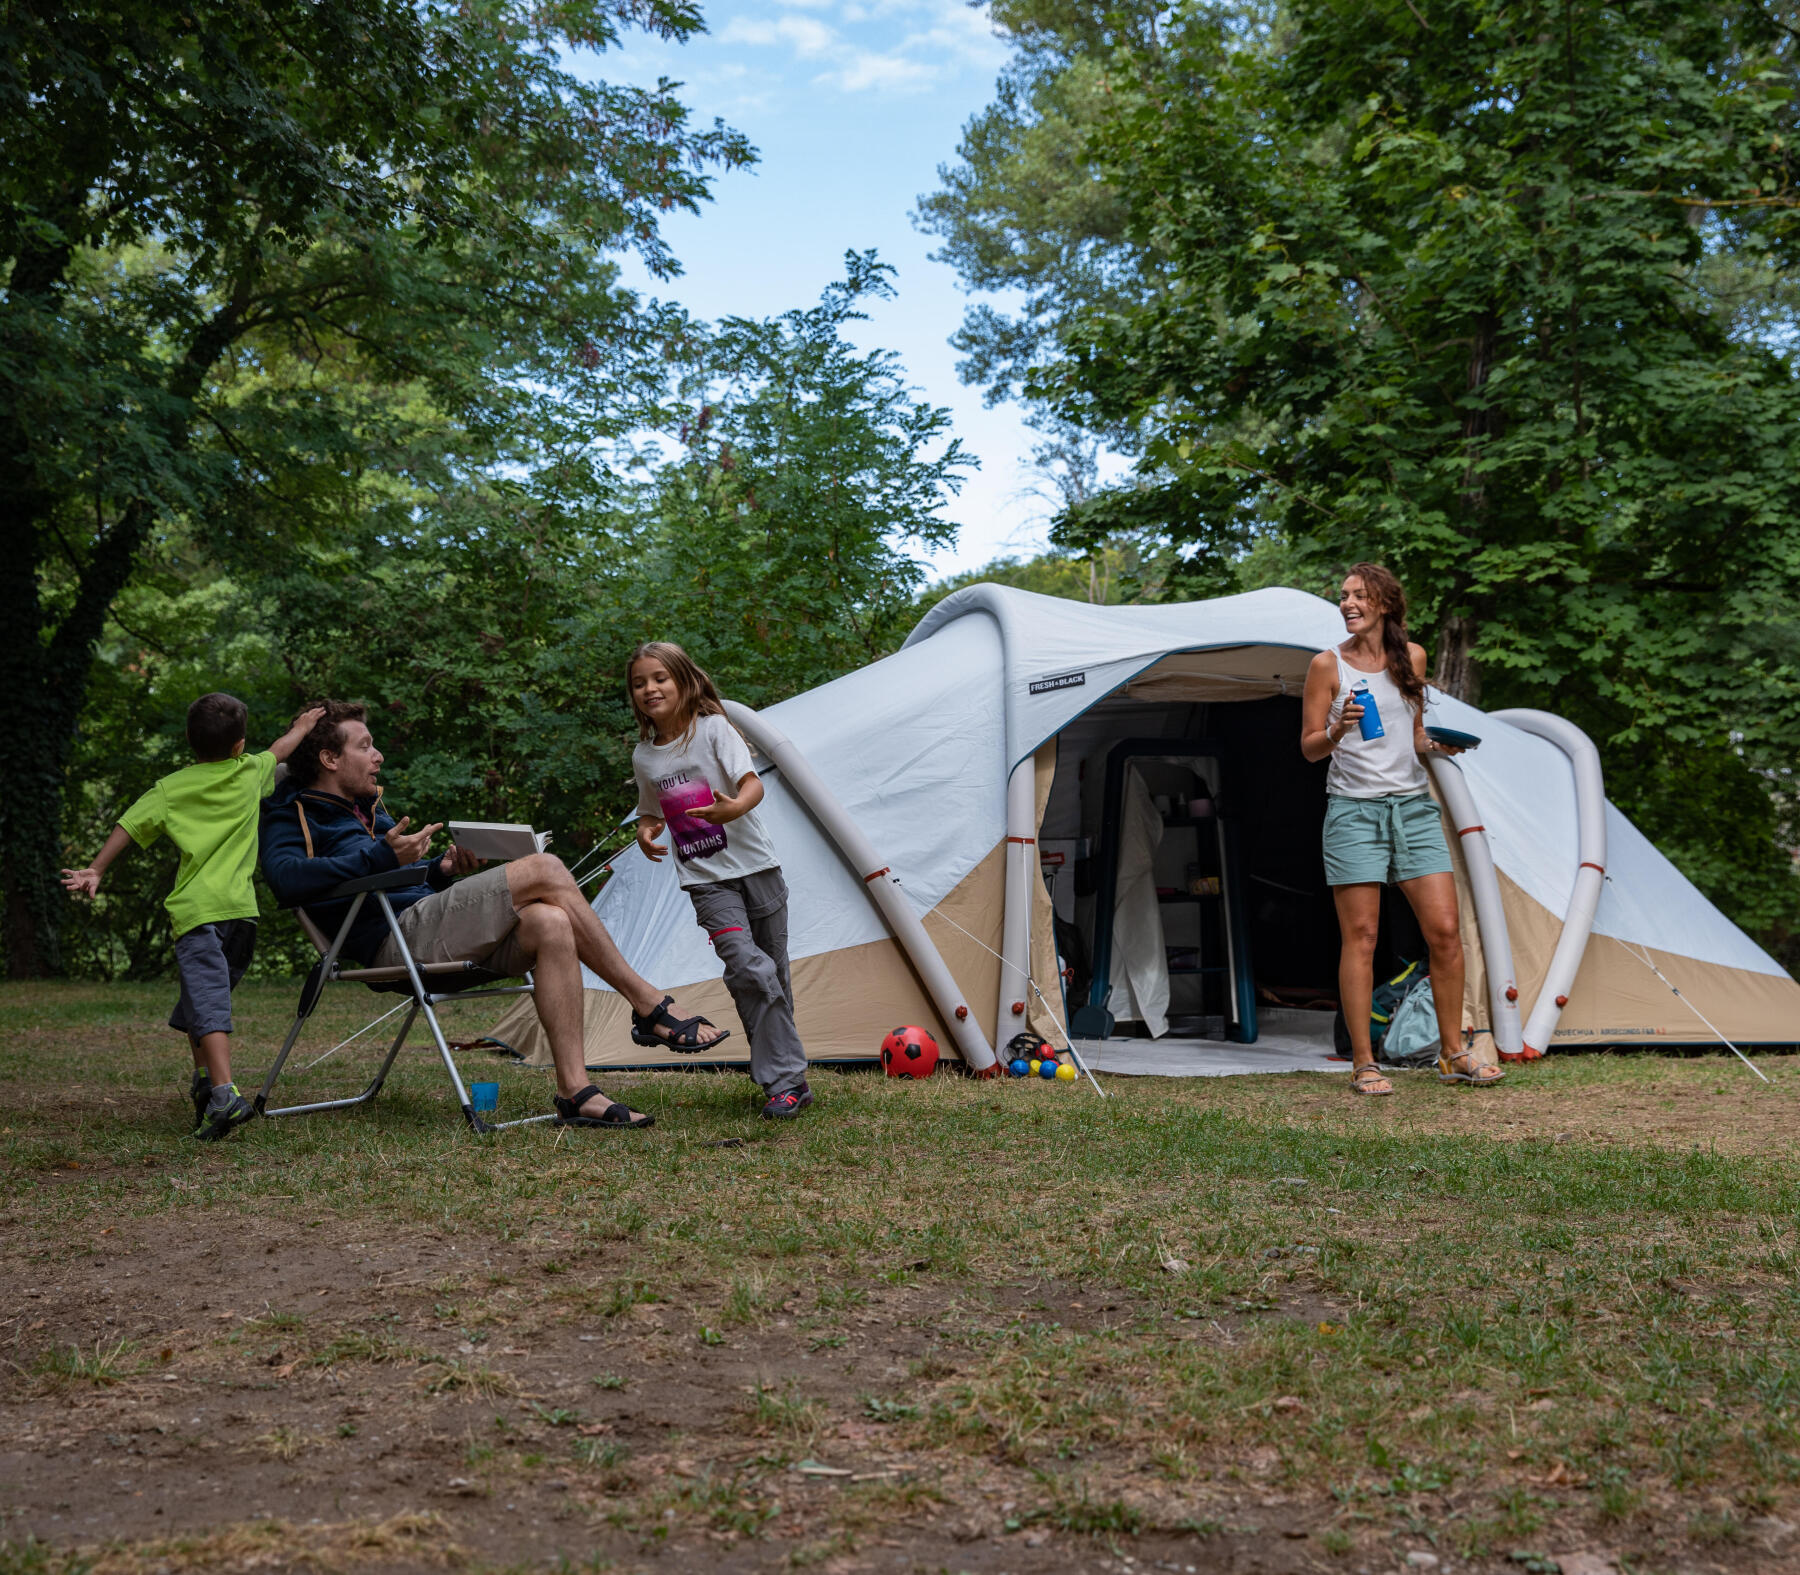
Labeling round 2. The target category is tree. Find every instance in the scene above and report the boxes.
[914,1,1165,430]
[52,255,975,974]
[611,253,974,701]
[3,0,751,974]
[1025,0,1800,938]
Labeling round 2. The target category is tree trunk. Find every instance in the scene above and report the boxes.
[1433,612,1481,704]
[3,277,248,975]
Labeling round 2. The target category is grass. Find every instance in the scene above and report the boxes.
[4,978,1800,1572]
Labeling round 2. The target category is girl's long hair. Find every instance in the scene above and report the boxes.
[1344,562,1427,709]
[627,641,727,742]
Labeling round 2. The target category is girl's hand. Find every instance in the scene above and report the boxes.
[61,867,101,898]
[687,794,734,825]
[637,818,668,862]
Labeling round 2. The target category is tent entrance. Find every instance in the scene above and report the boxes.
[1040,692,1424,1044]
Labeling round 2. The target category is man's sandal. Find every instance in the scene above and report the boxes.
[1350,1065,1394,1097]
[629,995,729,1054]
[1438,1050,1506,1086]
[553,1084,654,1129]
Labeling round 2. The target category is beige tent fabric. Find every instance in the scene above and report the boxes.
[492,740,1799,1071]
[1120,645,1317,703]
[1498,869,1800,1044]
[495,838,1016,1069]
[1432,784,1800,1051]
[492,742,1068,1070]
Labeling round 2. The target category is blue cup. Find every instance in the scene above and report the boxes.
[1351,684,1384,740]
[470,1081,499,1112]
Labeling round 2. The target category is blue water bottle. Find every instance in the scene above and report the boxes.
[1351,683,1384,740]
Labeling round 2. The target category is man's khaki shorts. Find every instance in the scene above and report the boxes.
[374,865,532,977]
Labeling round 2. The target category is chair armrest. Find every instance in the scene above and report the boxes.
[325,866,426,898]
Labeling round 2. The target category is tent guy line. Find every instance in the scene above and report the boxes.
[918,895,1109,1100]
[1617,931,1771,1084]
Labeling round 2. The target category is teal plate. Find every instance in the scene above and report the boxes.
[1425,725,1481,749]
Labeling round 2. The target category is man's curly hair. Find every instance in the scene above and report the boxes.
[287,701,368,788]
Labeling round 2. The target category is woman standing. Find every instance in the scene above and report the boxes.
[1300,563,1504,1095]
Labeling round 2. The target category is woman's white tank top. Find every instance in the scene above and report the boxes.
[1325,649,1428,798]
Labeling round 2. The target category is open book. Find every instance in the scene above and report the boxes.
[448,822,551,862]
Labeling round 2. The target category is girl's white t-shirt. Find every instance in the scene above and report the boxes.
[632,713,780,888]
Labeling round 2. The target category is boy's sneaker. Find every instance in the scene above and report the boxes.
[760,1083,813,1121]
[192,1083,254,1142]
[189,1068,212,1129]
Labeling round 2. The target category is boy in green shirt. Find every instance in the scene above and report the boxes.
[62,694,323,1140]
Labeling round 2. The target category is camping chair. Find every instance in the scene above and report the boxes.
[253,866,553,1134]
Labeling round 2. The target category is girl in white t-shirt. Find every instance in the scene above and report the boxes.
[627,643,812,1119]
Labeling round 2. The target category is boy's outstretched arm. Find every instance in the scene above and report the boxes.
[269,705,326,763]
[62,825,134,898]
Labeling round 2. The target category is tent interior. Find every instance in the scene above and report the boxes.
[1040,647,1422,1048]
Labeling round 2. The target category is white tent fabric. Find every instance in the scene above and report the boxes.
[495,583,1799,1064]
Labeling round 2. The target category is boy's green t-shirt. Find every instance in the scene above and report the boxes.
[117,752,279,938]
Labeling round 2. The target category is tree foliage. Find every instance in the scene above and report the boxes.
[55,258,971,979]
[930,0,1800,945]
[2,0,752,974]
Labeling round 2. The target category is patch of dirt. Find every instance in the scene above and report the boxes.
[6,1212,1792,1575]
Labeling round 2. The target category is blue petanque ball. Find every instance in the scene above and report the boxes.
[1008,1057,1030,1078]
[1039,1058,1058,1079]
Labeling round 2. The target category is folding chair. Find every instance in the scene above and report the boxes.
[254,866,553,1134]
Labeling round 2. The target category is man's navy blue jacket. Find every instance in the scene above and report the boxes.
[261,778,450,963]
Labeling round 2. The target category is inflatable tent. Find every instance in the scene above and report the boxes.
[489,585,1800,1069]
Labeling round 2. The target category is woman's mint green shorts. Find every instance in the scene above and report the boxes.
[1323,792,1454,887]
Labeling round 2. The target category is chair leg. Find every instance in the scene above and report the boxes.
[376,892,491,1134]
[253,1009,314,1116]
[259,1002,418,1120]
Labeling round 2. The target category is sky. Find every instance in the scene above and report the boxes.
[577,0,1055,581]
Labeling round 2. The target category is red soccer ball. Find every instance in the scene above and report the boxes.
[880,1025,940,1079]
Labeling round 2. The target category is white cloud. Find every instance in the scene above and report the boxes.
[827,49,938,92]
[717,0,1004,97]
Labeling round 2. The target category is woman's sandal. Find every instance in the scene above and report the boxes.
[1438,1050,1506,1086]
[630,994,730,1054]
[1350,1065,1394,1097]
[553,1084,654,1129]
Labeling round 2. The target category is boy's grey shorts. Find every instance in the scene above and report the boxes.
[169,919,258,1039]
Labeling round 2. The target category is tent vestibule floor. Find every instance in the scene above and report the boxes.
[1076,1006,1348,1077]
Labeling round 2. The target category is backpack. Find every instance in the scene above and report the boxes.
[1380,977,1442,1067]
[1332,959,1430,1059]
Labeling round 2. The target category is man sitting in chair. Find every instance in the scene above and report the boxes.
[261,701,728,1129]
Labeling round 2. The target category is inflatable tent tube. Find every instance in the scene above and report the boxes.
[1425,755,1525,1060]
[1490,709,1606,1058]
[722,700,998,1074]
[995,760,1036,1046]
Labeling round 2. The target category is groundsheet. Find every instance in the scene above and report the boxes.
[1076,1006,1347,1077]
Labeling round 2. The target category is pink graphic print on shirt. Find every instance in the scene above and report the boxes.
[657,773,726,863]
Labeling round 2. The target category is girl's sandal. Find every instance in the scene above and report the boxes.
[1350,1065,1394,1097]
[1437,1050,1505,1086]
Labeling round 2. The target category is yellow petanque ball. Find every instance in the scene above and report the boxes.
[1055,1063,1076,1081]
[1028,1059,1042,1075]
